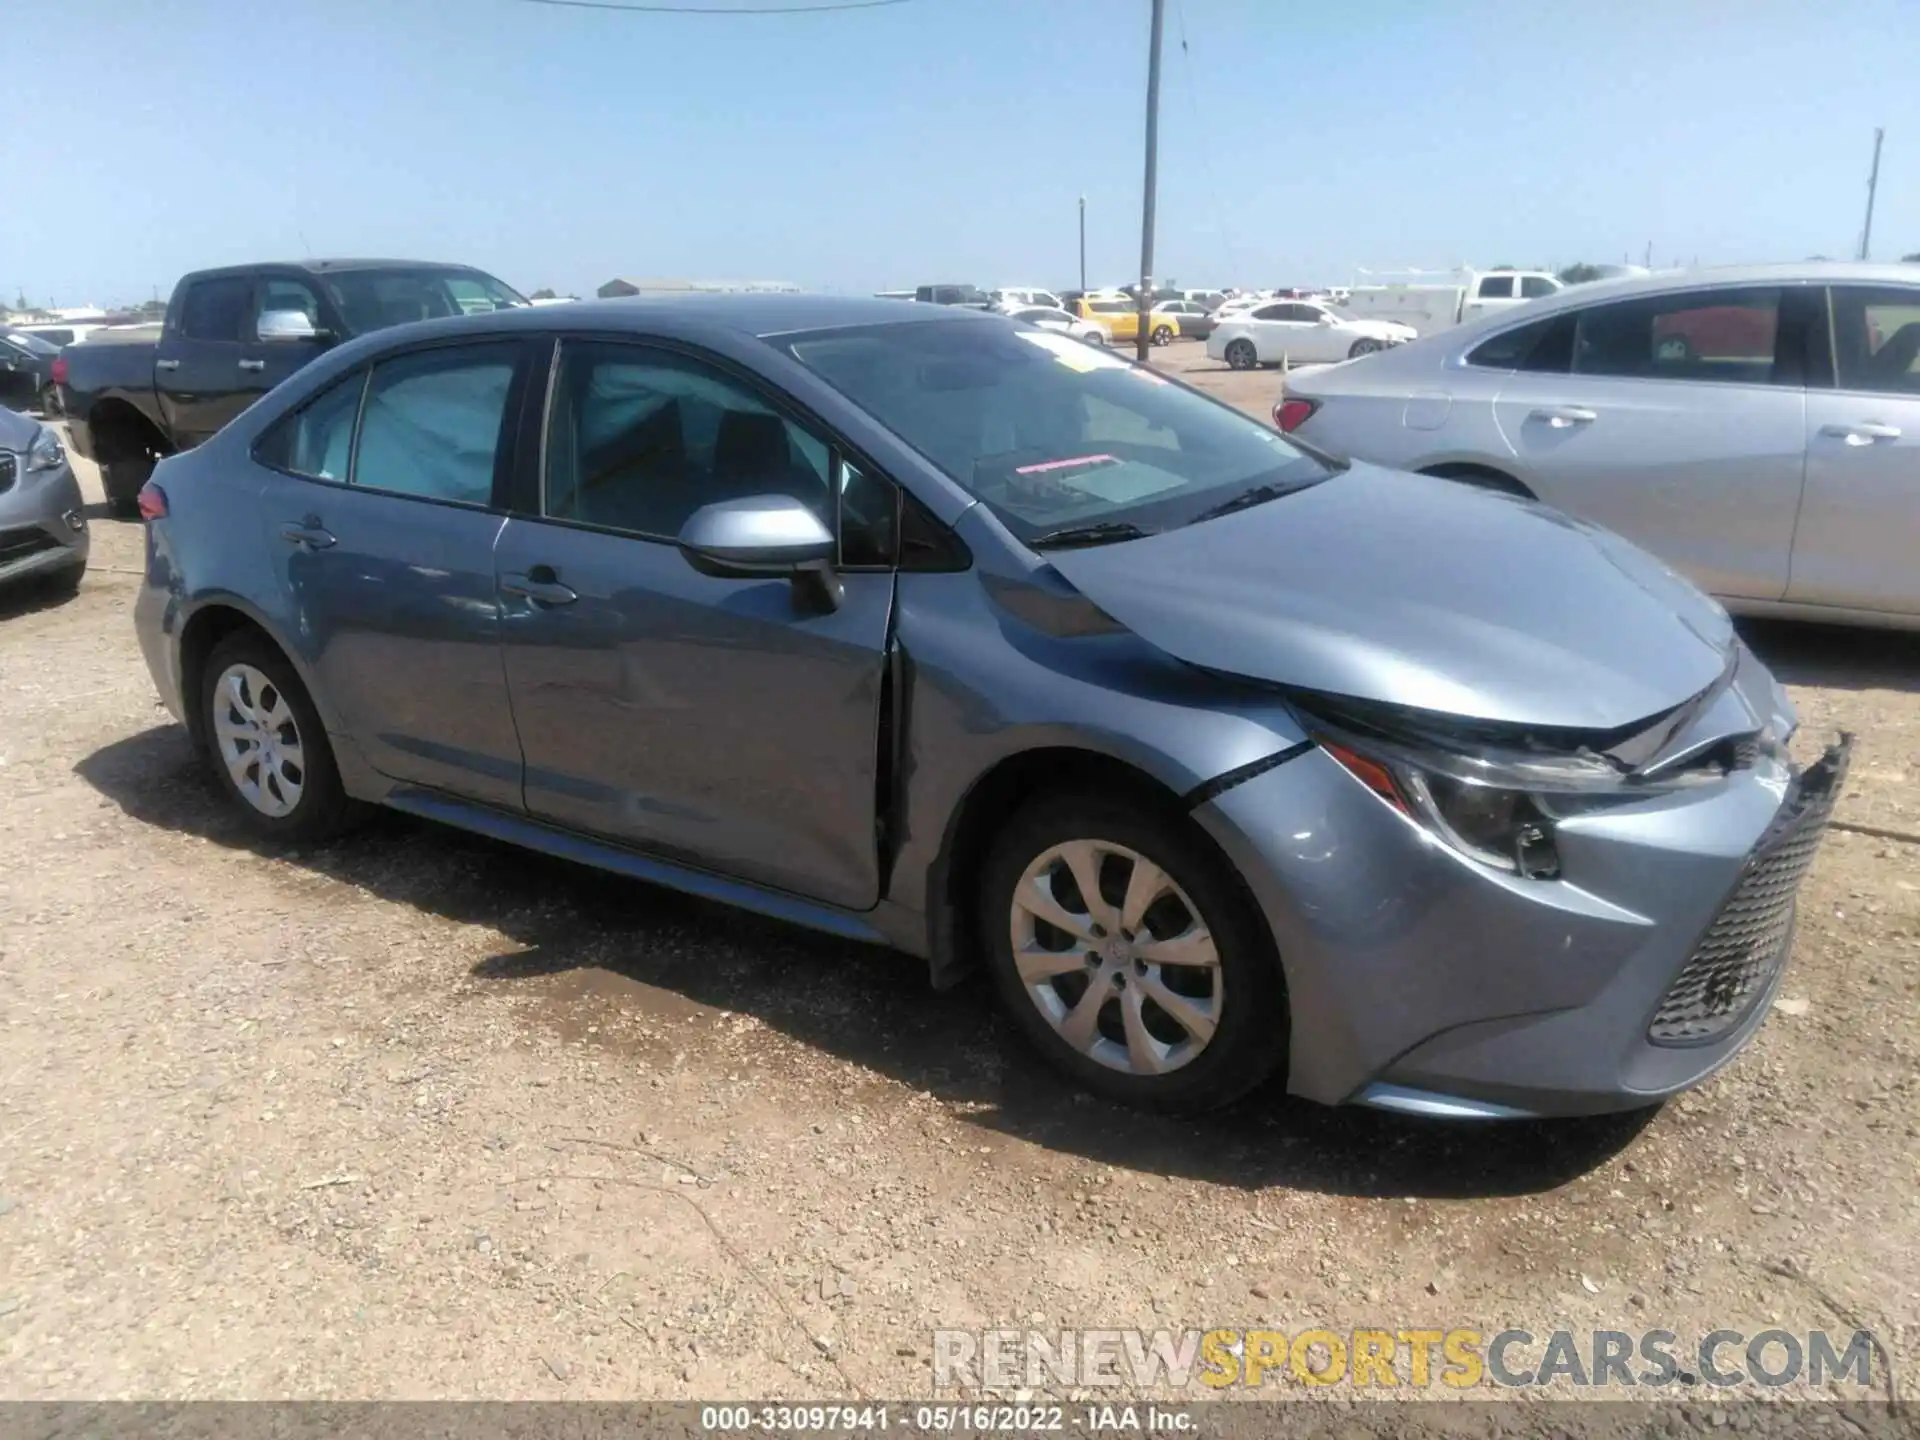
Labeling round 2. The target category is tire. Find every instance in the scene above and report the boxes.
[979,792,1287,1113]
[102,456,154,519]
[1654,335,1696,364]
[199,631,359,843]
[1224,339,1258,370]
[1347,337,1385,359]
[1082,329,1108,347]
[1150,325,1175,347]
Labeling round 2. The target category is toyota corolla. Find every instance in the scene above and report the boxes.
[132,296,1846,1118]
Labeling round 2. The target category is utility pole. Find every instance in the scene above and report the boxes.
[1643,241,1652,269]
[1135,0,1166,364]
[1078,196,1087,292]
[1859,127,1885,261]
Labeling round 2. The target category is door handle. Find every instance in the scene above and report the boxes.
[1529,406,1597,429]
[500,569,578,607]
[1820,421,1902,446]
[279,520,336,550]
[155,359,181,372]
[238,359,266,373]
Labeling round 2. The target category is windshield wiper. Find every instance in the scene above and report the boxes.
[1028,520,1155,550]
[1189,482,1299,524]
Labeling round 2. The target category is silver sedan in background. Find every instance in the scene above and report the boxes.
[1280,263,1920,629]
[0,408,89,599]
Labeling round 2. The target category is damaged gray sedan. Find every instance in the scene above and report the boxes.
[134,297,1847,1117]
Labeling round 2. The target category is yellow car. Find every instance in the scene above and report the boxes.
[1074,297,1182,346]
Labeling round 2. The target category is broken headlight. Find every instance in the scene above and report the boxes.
[1298,698,1645,880]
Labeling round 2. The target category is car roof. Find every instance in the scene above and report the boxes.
[326,293,1003,348]
[183,259,494,281]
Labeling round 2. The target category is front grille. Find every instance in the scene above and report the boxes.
[0,525,59,566]
[1648,739,1850,1046]
[0,452,16,495]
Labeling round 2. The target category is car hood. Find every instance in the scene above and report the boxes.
[1044,462,1735,731]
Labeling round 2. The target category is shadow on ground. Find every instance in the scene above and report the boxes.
[0,568,85,621]
[78,722,1655,1201]
[1736,616,1920,694]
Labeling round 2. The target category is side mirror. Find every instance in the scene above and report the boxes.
[677,494,841,609]
[258,309,326,343]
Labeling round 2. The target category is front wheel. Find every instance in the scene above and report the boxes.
[1150,325,1175,346]
[980,793,1287,1112]
[1347,337,1384,359]
[1224,339,1258,370]
[1082,329,1108,347]
[199,632,360,843]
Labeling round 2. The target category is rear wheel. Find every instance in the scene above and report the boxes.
[199,632,359,842]
[1224,339,1258,370]
[1150,324,1175,346]
[102,456,154,519]
[980,793,1287,1112]
[1347,337,1385,359]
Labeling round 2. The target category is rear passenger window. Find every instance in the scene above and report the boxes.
[1476,276,1516,299]
[1573,288,1780,385]
[178,277,253,342]
[352,344,517,505]
[255,370,365,481]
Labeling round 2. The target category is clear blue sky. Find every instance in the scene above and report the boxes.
[4,0,1915,306]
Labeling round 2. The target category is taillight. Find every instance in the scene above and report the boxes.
[1274,397,1320,433]
[137,482,169,521]
[50,356,67,386]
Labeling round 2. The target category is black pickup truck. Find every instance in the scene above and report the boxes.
[62,258,526,513]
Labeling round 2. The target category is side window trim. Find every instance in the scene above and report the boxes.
[525,331,910,568]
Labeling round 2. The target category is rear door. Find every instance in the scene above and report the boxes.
[1488,284,1813,602]
[157,275,255,448]
[254,338,535,809]
[1790,283,1920,616]
[493,336,895,910]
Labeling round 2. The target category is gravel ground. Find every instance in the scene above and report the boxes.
[1,369,1916,1409]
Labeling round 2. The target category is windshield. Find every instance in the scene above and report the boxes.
[320,268,527,335]
[785,318,1330,543]
[3,331,60,357]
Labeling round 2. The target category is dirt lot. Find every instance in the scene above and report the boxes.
[2,358,1917,1407]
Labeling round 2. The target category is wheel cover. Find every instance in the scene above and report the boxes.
[211,663,306,818]
[1228,341,1254,367]
[1009,839,1223,1076]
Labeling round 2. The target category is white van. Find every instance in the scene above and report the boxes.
[1340,270,1560,336]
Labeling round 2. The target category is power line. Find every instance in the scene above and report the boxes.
[1173,0,1240,284]
[517,0,910,13]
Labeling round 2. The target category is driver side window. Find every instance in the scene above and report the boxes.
[542,340,895,564]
